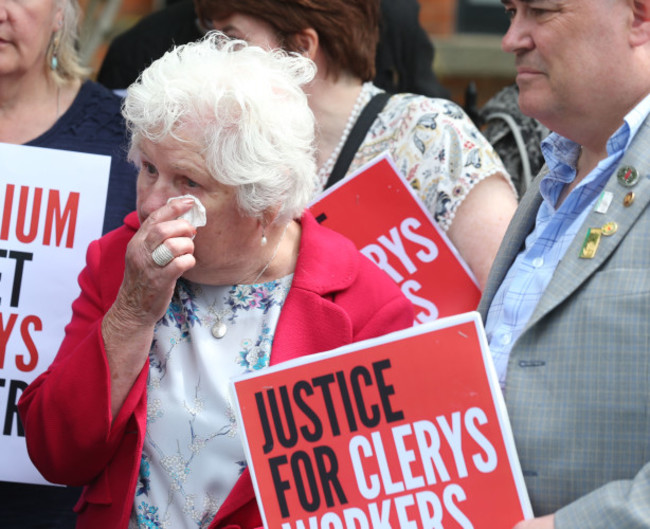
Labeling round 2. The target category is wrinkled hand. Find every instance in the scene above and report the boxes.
[103,198,198,418]
[116,197,198,325]
[513,514,555,529]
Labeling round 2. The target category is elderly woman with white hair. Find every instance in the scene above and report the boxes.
[18,35,413,529]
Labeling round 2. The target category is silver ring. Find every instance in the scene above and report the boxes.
[151,243,174,267]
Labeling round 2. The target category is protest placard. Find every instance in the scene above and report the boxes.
[0,143,110,485]
[309,154,481,324]
[232,312,532,529]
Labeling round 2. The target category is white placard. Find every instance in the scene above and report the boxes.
[0,143,110,485]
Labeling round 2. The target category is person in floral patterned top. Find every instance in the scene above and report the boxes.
[196,0,519,288]
[18,35,414,529]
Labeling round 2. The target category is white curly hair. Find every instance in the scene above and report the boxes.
[122,32,318,221]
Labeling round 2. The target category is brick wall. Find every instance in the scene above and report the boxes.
[419,0,456,36]
[419,0,514,107]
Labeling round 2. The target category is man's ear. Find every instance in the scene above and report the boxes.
[291,28,319,60]
[630,0,650,46]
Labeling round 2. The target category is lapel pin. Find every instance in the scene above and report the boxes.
[579,227,602,259]
[623,191,635,207]
[594,190,613,214]
[617,165,640,187]
[601,221,618,236]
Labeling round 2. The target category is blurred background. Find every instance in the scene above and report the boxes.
[80,0,514,107]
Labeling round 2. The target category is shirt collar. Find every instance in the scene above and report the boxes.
[622,92,650,146]
[538,92,650,204]
[541,92,650,170]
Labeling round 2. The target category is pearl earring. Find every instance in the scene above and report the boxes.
[261,228,268,246]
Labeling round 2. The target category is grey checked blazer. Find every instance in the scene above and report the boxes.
[478,117,650,528]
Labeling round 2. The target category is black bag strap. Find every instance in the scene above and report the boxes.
[325,91,392,189]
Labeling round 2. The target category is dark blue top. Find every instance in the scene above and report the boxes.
[26,80,137,234]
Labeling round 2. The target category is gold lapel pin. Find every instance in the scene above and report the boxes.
[601,221,618,236]
[579,227,602,259]
[624,191,635,207]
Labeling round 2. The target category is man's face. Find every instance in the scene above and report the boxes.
[501,0,632,134]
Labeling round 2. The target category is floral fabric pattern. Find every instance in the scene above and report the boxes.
[335,85,514,232]
[130,275,292,529]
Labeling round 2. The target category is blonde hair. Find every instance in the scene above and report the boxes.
[48,0,89,85]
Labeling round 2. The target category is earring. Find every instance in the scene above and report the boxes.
[50,30,60,71]
[261,227,268,246]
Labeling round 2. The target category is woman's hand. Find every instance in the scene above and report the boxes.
[102,197,198,419]
[117,197,198,325]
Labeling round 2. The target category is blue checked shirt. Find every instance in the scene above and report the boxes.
[485,94,650,389]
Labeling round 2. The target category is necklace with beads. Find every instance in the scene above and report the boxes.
[316,82,373,189]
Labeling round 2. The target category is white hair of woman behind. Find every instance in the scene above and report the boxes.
[123,32,318,221]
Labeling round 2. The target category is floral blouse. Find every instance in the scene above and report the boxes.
[337,85,514,232]
[129,276,292,529]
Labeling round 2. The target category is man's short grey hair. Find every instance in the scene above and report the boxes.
[123,32,318,221]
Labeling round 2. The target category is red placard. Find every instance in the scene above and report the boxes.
[232,312,532,529]
[309,154,481,324]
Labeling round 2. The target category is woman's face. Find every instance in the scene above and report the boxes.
[136,135,262,284]
[207,12,282,50]
[0,0,63,78]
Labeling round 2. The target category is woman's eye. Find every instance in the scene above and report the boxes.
[142,161,157,175]
[185,177,199,188]
[223,28,242,40]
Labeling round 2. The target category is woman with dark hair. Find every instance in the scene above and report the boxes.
[196,0,518,288]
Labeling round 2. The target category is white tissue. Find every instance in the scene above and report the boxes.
[167,194,207,228]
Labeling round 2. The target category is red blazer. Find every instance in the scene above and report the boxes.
[19,211,414,529]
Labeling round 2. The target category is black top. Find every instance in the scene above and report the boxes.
[375,0,450,98]
[98,0,202,90]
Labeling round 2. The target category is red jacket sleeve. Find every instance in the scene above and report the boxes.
[18,233,148,486]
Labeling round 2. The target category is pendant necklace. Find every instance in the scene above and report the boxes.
[210,310,229,339]
[210,223,289,339]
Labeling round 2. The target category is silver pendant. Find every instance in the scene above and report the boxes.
[211,321,227,339]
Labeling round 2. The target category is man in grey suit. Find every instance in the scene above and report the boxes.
[479,0,650,527]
